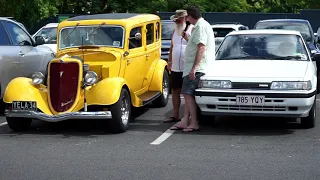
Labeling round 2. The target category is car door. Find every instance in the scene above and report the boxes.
[142,22,160,88]
[2,20,48,78]
[0,20,22,98]
[124,26,146,93]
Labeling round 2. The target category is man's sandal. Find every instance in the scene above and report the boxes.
[163,117,181,123]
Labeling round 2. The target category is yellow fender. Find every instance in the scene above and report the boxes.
[85,77,127,106]
[148,59,168,92]
[3,77,53,115]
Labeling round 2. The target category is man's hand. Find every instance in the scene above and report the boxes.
[182,31,189,41]
[167,62,172,72]
[189,68,196,80]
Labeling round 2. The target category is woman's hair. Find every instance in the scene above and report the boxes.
[186,6,202,19]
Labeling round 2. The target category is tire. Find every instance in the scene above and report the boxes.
[107,88,131,133]
[153,69,169,107]
[301,98,316,129]
[6,117,32,132]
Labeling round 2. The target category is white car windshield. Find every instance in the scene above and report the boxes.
[215,34,309,61]
[59,25,124,49]
[34,27,57,44]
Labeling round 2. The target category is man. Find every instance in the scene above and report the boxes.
[170,6,215,132]
[164,10,194,123]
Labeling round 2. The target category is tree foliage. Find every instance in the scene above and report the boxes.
[0,0,319,30]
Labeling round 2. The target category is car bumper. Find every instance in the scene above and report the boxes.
[195,89,316,118]
[5,110,112,122]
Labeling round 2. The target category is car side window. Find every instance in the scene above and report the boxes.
[129,26,142,49]
[2,21,33,46]
[0,22,10,45]
[146,23,154,45]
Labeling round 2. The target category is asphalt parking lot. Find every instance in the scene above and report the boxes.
[1,95,320,180]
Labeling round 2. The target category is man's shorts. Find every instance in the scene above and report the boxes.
[171,71,183,89]
[181,72,205,96]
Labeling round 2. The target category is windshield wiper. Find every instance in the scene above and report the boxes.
[271,55,304,60]
[87,22,106,37]
[64,23,80,40]
[224,55,268,60]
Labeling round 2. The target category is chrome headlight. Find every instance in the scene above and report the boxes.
[270,81,312,90]
[31,72,44,85]
[199,80,232,89]
[84,71,98,86]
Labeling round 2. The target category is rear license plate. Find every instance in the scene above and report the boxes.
[236,95,265,105]
[12,101,37,111]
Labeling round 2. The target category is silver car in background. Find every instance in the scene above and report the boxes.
[0,17,55,100]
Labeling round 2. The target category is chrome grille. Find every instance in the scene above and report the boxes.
[215,105,286,111]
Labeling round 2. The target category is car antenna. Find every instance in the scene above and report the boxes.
[81,36,87,112]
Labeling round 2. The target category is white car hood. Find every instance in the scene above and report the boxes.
[205,60,309,81]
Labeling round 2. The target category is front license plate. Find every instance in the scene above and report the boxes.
[236,95,265,105]
[12,101,37,111]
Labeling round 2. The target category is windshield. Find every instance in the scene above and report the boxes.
[212,27,235,37]
[255,22,312,42]
[59,25,124,49]
[216,34,309,61]
[34,27,57,44]
[161,22,175,40]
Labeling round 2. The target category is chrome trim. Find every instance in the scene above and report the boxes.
[5,110,112,122]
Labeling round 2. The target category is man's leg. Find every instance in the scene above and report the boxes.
[182,72,204,132]
[164,72,182,123]
[170,75,190,129]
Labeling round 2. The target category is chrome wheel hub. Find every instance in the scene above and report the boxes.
[162,75,169,99]
[120,96,129,125]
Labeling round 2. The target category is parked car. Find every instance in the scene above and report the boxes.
[161,20,175,61]
[4,13,169,133]
[32,23,58,53]
[0,17,54,104]
[196,29,320,128]
[211,22,249,51]
[254,19,320,93]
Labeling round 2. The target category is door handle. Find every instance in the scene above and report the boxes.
[146,54,150,57]
[127,59,132,64]
[18,52,24,56]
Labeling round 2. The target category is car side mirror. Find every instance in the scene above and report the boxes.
[34,36,45,46]
[312,53,320,61]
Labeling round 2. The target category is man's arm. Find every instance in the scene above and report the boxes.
[167,31,175,70]
[191,43,205,71]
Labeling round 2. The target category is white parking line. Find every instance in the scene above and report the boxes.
[150,127,175,145]
[0,122,8,127]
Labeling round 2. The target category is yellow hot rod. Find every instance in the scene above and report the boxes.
[4,13,169,133]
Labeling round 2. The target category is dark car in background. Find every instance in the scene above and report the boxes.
[161,20,175,61]
[254,19,320,92]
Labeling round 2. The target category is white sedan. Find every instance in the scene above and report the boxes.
[195,29,320,128]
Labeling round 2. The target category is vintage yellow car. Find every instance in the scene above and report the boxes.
[3,13,169,133]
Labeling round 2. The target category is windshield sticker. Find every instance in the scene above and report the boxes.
[113,41,120,46]
[295,53,307,60]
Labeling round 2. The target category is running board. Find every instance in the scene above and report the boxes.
[137,91,161,105]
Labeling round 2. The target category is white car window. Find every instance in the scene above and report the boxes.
[34,27,57,44]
